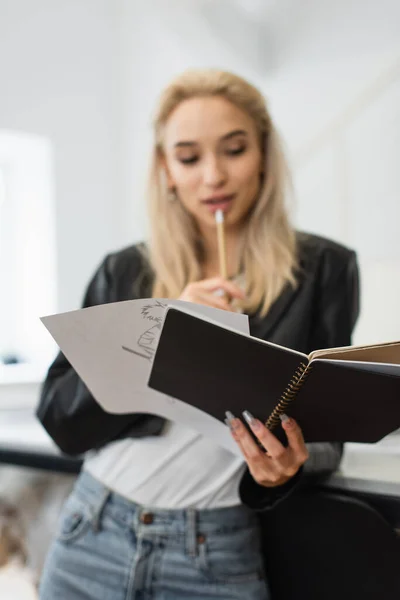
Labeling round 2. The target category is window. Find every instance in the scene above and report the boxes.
[0,131,57,383]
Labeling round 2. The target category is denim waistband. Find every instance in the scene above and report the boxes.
[75,470,257,544]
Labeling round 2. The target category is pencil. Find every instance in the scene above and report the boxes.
[215,209,227,280]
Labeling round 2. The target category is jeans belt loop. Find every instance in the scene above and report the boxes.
[91,488,111,533]
[185,507,197,558]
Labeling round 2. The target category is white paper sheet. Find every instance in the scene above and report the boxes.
[41,299,249,456]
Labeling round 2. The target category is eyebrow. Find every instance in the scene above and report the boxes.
[174,129,248,148]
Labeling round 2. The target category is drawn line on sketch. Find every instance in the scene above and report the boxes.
[122,345,153,361]
[122,300,168,361]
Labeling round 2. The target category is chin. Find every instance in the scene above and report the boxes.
[221,209,245,228]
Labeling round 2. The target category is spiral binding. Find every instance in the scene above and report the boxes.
[265,361,311,431]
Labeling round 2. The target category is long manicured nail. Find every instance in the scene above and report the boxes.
[225,411,240,431]
[242,410,261,430]
[225,411,235,422]
[280,413,291,425]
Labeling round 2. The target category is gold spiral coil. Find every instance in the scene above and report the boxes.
[265,362,310,431]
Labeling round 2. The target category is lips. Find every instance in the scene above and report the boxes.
[201,194,235,213]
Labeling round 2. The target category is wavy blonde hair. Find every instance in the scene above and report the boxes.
[146,69,298,316]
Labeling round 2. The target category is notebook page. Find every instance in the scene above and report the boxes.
[309,341,400,364]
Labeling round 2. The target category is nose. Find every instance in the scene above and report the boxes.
[202,155,227,188]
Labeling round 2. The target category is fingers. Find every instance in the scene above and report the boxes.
[179,277,245,312]
[226,414,265,462]
[197,277,246,299]
[242,411,308,463]
[194,292,233,311]
[225,410,309,488]
[225,413,282,486]
[280,414,309,463]
[242,411,286,458]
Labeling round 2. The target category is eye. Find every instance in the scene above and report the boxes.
[178,156,199,165]
[226,146,246,156]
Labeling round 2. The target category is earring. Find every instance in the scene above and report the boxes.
[168,187,177,202]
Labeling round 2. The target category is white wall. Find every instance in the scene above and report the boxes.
[118,0,400,346]
[0,0,123,314]
[275,0,400,344]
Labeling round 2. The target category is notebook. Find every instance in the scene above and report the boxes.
[148,306,400,444]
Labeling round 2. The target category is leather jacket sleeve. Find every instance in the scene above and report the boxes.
[36,255,164,455]
[239,250,360,511]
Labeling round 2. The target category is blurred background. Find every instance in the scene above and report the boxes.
[1,0,400,389]
[0,0,399,593]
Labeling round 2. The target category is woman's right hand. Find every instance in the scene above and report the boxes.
[178,277,245,312]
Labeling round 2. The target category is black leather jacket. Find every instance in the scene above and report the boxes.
[36,231,359,510]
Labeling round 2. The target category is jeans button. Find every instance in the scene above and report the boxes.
[141,512,154,525]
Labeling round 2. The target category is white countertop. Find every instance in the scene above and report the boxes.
[0,409,59,454]
[339,436,400,483]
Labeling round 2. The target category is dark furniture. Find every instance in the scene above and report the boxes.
[262,485,400,600]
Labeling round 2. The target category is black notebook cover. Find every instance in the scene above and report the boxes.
[148,308,400,444]
[289,360,400,443]
[148,308,304,433]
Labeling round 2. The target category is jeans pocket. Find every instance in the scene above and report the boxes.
[196,528,265,585]
[57,495,93,544]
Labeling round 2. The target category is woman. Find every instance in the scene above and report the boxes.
[37,69,359,599]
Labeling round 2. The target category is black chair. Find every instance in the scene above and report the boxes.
[261,490,400,600]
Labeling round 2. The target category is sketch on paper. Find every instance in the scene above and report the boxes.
[122,300,167,361]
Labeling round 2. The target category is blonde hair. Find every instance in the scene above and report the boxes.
[146,69,297,316]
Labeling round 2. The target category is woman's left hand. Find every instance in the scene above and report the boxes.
[226,411,309,487]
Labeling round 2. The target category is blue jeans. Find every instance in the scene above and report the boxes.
[39,471,270,599]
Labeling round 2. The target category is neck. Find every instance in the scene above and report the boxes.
[199,222,241,280]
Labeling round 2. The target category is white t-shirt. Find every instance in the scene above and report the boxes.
[84,420,246,509]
